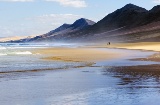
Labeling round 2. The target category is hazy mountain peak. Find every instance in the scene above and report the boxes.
[70,18,95,30]
[47,23,71,35]
[62,23,71,26]
[73,18,95,25]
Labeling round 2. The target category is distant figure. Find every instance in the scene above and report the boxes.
[107,42,110,45]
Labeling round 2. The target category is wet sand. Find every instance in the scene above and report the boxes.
[33,47,123,62]
[1,47,160,105]
[129,52,160,62]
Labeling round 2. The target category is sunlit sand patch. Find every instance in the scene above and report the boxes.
[107,42,160,52]
[33,47,123,63]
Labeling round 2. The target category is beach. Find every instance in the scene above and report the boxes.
[34,47,124,62]
[1,43,160,105]
[110,42,160,52]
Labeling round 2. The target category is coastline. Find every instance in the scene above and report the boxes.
[32,42,160,68]
[1,43,160,105]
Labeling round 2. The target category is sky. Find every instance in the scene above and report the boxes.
[0,0,160,37]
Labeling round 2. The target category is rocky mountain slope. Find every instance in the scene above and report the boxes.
[9,4,160,43]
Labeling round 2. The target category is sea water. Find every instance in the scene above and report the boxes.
[0,43,84,73]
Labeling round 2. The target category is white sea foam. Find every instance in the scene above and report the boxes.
[15,51,32,55]
[0,47,6,50]
[0,53,7,56]
[6,47,47,49]
[0,51,32,56]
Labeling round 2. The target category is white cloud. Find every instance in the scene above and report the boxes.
[31,13,83,33]
[45,0,87,8]
[0,0,34,2]
[23,14,83,35]
[153,0,160,3]
[31,14,83,25]
[30,14,82,29]
[0,14,83,37]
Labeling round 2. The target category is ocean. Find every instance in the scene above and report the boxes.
[0,43,84,74]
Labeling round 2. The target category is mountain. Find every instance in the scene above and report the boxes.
[9,4,160,43]
[68,3,160,42]
[69,18,96,30]
[47,18,95,35]
[48,23,71,35]
[20,18,95,42]
[89,4,148,32]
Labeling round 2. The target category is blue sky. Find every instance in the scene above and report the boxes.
[0,0,160,37]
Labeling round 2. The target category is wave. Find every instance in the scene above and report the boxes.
[5,47,47,49]
[0,43,76,48]
[14,51,32,55]
[0,53,7,56]
[0,47,6,50]
[0,43,50,49]
[0,51,32,56]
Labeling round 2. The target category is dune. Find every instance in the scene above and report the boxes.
[0,36,24,42]
[0,35,36,42]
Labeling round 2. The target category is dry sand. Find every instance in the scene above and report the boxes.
[33,47,123,62]
[34,42,160,63]
[107,42,160,62]
[89,42,160,62]
[33,42,160,67]
[92,42,160,51]
[107,42,160,52]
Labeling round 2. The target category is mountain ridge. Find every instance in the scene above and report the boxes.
[7,3,160,43]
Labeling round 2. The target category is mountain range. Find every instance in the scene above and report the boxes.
[8,4,160,43]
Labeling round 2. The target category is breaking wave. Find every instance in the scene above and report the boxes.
[0,51,32,56]
[0,47,6,50]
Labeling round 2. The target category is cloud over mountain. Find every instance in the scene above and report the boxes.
[45,0,87,8]
[153,0,160,3]
[0,0,34,2]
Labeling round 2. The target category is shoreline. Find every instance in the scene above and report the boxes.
[1,43,160,104]
[30,42,160,77]
[31,42,160,67]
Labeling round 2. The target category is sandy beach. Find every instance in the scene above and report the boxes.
[107,42,160,52]
[33,47,124,62]
[108,42,160,62]
[32,42,160,65]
